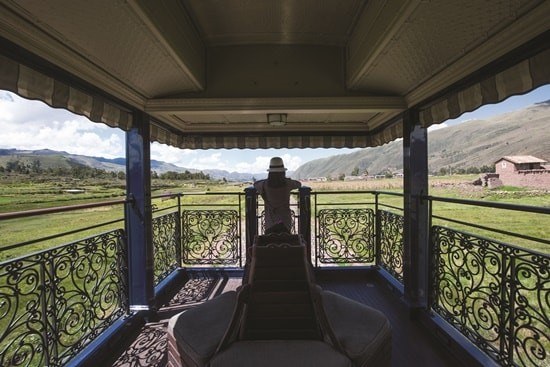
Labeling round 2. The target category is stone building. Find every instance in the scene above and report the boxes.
[494,156,550,189]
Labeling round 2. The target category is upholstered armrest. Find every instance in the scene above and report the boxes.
[321,290,392,367]
[167,291,237,367]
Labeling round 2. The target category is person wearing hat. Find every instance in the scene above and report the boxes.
[254,157,302,234]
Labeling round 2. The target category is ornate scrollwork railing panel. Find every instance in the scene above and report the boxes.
[0,229,128,367]
[182,210,239,266]
[317,208,375,264]
[431,226,549,367]
[378,210,404,283]
[153,212,180,285]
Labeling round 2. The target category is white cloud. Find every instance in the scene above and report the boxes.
[0,92,125,158]
[234,153,303,173]
[427,122,448,132]
[150,142,196,166]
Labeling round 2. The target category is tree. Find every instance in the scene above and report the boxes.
[351,166,360,176]
[30,159,42,173]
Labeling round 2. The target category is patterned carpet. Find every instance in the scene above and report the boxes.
[111,271,237,367]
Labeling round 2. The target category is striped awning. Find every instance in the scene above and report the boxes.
[1,48,547,150]
[419,49,550,127]
[0,54,133,131]
[149,120,403,149]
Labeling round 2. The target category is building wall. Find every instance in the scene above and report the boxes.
[499,170,550,189]
[495,160,517,176]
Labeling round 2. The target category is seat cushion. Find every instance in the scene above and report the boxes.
[321,290,392,367]
[209,340,352,367]
[168,291,237,367]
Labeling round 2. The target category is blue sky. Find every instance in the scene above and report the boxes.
[1,85,549,174]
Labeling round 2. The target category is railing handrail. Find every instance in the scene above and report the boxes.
[174,191,245,196]
[0,197,131,221]
[151,192,182,199]
[2,190,546,220]
[423,194,550,214]
[1,217,126,253]
[309,190,403,196]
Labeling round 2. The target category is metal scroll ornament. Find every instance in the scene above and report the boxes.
[317,208,375,264]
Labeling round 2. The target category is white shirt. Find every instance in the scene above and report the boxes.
[254,178,301,230]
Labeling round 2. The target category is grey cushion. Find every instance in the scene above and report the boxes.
[321,290,392,367]
[209,340,352,367]
[168,291,237,367]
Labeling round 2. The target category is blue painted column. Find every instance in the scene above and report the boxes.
[402,108,429,313]
[125,111,154,311]
[298,186,312,260]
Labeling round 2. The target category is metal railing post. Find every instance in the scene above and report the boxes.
[375,192,381,267]
[244,186,258,250]
[299,186,312,260]
[176,194,182,266]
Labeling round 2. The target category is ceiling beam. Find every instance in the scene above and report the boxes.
[145,96,406,114]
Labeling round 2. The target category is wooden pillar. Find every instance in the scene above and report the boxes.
[402,108,429,313]
[125,111,154,311]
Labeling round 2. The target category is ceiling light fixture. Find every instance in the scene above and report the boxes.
[267,113,287,126]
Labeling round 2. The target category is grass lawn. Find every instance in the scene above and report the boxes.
[0,174,548,261]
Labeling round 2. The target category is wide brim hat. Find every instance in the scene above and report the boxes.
[267,157,287,172]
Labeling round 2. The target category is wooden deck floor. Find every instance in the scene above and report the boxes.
[108,270,463,367]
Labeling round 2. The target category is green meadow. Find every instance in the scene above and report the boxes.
[0,174,548,262]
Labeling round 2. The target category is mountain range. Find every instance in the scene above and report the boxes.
[293,100,550,178]
[1,101,548,181]
[0,148,265,181]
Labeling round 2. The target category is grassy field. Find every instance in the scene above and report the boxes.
[0,174,548,261]
[0,174,548,367]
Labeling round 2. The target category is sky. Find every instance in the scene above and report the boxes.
[1,85,549,174]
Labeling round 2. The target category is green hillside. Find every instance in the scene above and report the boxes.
[0,152,79,171]
[294,102,550,179]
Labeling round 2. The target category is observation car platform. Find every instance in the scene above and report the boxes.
[108,269,462,367]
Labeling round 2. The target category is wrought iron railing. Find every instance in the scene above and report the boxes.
[374,191,405,284]
[317,208,375,264]
[152,213,180,285]
[309,191,404,269]
[151,194,183,285]
[1,188,548,367]
[311,191,375,266]
[0,199,130,367]
[179,191,244,267]
[378,209,404,283]
[0,229,128,367]
[428,196,549,367]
